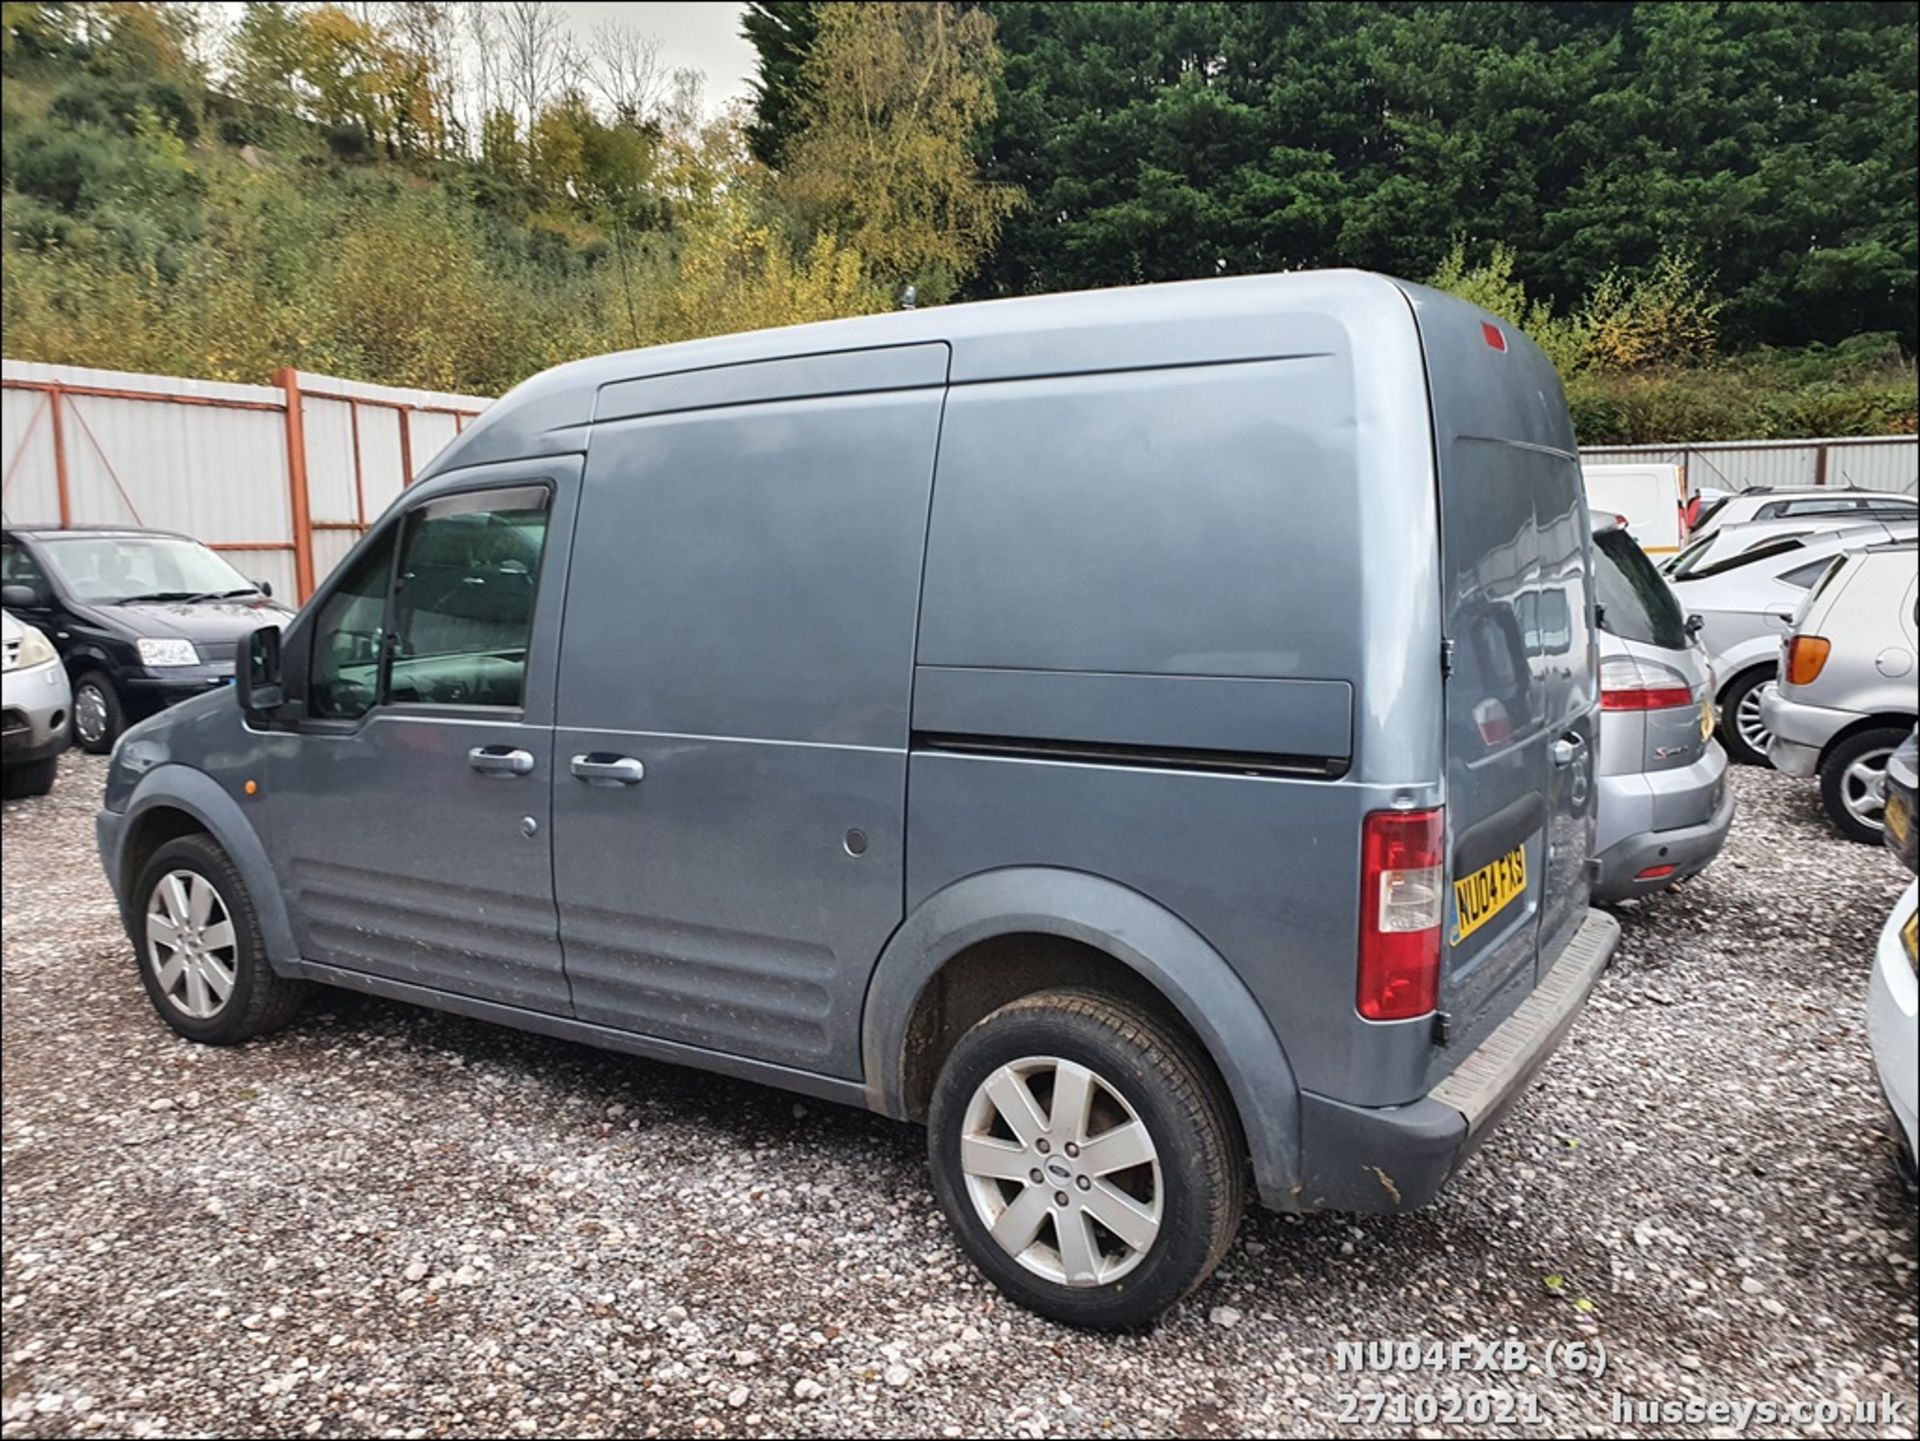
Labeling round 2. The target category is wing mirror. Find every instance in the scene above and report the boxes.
[237,624,285,713]
[254,578,273,599]
[1685,613,1705,637]
[1,583,45,609]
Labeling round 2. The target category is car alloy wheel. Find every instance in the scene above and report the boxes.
[145,869,239,1019]
[1839,745,1894,833]
[1735,682,1772,759]
[958,1054,1164,1287]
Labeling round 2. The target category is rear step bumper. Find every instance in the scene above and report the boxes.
[1289,907,1619,1213]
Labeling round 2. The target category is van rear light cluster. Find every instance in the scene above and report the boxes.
[1785,635,1832,687]
[1600,654,1694,711]
[1358,808,1445,1021]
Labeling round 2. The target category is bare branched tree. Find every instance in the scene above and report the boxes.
[587,13,667,128]
[497,0,573,131]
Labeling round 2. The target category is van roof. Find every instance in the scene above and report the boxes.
[423,269,1516,480]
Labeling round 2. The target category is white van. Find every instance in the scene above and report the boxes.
[1583,463,1686,555]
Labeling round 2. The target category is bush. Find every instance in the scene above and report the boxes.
[48,73,198,139]
[10,130,116,211]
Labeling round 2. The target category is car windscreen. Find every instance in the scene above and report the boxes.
[37,536,255,605]
[1594,529,1690,650]
[1673,535,1809,582]
[1691,497,1729,531]
[1666,532,1718,578]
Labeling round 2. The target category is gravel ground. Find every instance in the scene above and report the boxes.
[3,753,1915,1439]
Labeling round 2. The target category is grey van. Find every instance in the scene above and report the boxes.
[96,272,1618,1329]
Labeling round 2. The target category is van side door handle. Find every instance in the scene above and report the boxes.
[468,745,535,777]
[571,752,645,786]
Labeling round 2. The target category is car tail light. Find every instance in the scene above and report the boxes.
[1785,635,1832,687]
[1600,654,1695,711]
[1358,808,1445,1021]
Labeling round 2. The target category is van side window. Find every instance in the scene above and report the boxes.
[387,486,549,709]
[308,527,396,720]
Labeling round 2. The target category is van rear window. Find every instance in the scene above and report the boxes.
[1595,529,1689,650]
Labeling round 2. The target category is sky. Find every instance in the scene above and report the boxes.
[558,2,757,114]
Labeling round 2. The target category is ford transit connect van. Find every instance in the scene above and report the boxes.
[97,272,1617,1329]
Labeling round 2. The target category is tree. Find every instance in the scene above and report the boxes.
[776,1,1018,300]
[587,12,666,129]
[741,0,819,169]
[496,0,570,135]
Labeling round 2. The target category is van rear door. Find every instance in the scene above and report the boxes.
[1398,284,1597,1056]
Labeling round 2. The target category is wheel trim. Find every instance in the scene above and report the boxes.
[146,870,238,1020]
[1735,684,1772,755]
[74,684,109,745]
[959,1056,1164,1288]
[1840,746,1893,831]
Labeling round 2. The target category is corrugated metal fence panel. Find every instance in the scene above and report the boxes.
[407,410,461,478]
[1580,436,1917,494]
[301,396,360,526]
[221,548,300,603]
[1824,440,1919,492]
[310,526,363,585]
[357,406,408,520]
[65,393,292,542]
[0,386,58,522]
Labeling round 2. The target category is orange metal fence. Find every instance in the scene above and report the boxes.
[2,362,488,602]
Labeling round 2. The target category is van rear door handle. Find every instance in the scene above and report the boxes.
[571,753,645,786]
[468,745,534,777]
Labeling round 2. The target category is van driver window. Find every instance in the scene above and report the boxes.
[386,486,550,709]
[308,528,396,720]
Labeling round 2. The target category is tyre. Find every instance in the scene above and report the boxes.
[132,834,306,1044]
[1717,667,1775,767]
[927,989,1244,1330]
[1,758,57,799]
[72,670,123,754]
[1819,726,1906,845]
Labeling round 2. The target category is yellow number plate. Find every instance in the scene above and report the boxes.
[1886,788,1912,852]
[1452,845,1528,945]
[1700,699,1716,741]
[1902,912,1917,968]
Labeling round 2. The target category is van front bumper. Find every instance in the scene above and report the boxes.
[1760,684,1860,779]
[1293,908,1618,1212]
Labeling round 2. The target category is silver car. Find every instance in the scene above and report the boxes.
[2,609,72,798]
[1661,511,1916,579]
[1590,514,1734,901]
[1670,520,1919,766]
[1761,540,1919,843]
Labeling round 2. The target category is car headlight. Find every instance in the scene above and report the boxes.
[6,623,57,671]
[136,637,200,668]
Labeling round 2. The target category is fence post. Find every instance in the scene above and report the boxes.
[276,367,316,601]
[1813,443,1828,488]
[48,384,71,526]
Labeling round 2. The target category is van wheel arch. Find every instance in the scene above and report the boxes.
[121,805,212,906]
[861,868,1304,1207]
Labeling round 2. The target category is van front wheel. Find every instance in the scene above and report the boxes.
[132,835,305,1044]
[926,989,1244,1330]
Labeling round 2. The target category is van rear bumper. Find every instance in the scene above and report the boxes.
[1289,908,1618,1213]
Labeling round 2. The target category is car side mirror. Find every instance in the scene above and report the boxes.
[1,583,45,609]
[1685,613,1705,637]
[237,624,285,714]
[254,578,273,599]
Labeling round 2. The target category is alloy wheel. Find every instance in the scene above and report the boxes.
[1735,684,1772,758]
[145,870,238,1019]
[958,1055,1163,1288]
[74,684,109,748]
[1840,745,1894,833]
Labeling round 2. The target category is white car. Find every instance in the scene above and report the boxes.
[1670,521,1918,766]
[1661,511,1917,579]
[1687,486,1915,540]
[2,609,72,798]
[1869,879,1918,1186]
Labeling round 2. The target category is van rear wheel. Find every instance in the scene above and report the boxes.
[926,989,1243,1330]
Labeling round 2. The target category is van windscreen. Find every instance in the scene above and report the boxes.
[1595,529,1689,650]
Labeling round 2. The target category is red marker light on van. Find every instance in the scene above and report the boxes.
[1481,321,1507,352]
[1358,808,1445,1021]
